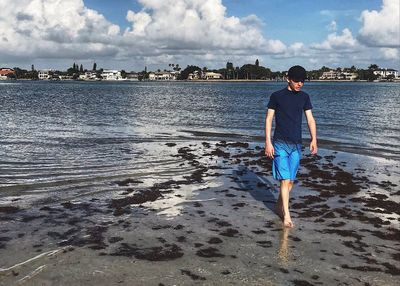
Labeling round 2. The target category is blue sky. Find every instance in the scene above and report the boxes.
[0,0,398,71]
[83,0,382,45]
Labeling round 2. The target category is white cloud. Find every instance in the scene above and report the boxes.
[0,0,121,60]
[1,0,397,71]
[307,0,399,69]
[272,42,308,60]
[0,0,290,69]
[126,10,152,37]
[123,0,282,55]
[380,48,399,60]
[358,0,400,47]
[311,28,357,50]
[288,42,306,55]
[328,20,337,32]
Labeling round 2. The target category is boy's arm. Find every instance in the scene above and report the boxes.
[265,109,275,158]
[305,109,317,154]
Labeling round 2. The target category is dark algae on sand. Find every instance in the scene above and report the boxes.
[0,140,399,285]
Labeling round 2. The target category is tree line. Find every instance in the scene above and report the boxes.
[306,64,387,81]
[6,61,391,81]
[177,62,389,81]
[177,59,274,80]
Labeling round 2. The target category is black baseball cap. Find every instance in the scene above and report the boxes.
[288,65,307,82]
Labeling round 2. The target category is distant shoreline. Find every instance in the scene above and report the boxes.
[2,78,399,83]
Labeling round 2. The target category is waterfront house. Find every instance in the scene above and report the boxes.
[187,70,201,80]
[79,71,98,81]
[38,70,52,80]
[0,68,16,80]
[320,70,358,80]
[59,75,74,81]
[187,71,223,80]
[101,70,124,81]
[373,68,398,79]
[148,72,177,81]
[204,72,223,80]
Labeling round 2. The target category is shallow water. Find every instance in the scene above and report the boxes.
[0,140,398,286]
[0,81,399,203]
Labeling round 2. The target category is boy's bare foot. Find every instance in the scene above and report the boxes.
[283,215,294,228]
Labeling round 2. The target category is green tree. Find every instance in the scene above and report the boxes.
[13,67,26,79]
[366,64,379,81]
[31,70,39,80]
[138,68,149,81]
[178,65,201,80]
[173,64,181,72]
[368,64,379,70]
[320,66,331,72]
[357,67,378,81]
[67,67,75,76]
[307,69,323,80]
[239,63,271,80]
[93,62,97,71]
[79,64,83,73]
[255,59,259,67]
[225,62,234,79]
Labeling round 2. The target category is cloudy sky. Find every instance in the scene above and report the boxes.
[0,0,399,72]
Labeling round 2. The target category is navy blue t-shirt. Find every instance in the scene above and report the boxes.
[267,88,313,144]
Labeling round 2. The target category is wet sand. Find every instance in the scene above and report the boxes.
[0,141,399,285]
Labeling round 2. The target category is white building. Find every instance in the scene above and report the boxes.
[341,72,357,80]
[373,69,398,79]
[59,75,74,81]
[204,72,223,80]
[0,68,15,80]
[79,71,98,81]
[148,72,176,81]
[320,70,357,80]
[187,71,223,80]
[101,70,123,80]
[187,70,200,80]
[38,70,51,80]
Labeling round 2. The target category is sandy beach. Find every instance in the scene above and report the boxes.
[0,140,399,285]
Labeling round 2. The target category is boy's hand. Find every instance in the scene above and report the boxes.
[265,142,274,159]
[310,140,318,155]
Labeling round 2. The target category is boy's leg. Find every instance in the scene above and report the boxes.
[272,140,295,225]
[280,179,294,228]
[279,145,299,227]
[276,180,294,217]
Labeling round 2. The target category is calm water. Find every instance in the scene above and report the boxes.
[0,81,399,200]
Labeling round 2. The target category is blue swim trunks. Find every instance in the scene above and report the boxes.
[272,140,302,181]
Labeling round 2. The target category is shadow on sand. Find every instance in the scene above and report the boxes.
[232,164,292,266]
[233,164,278,214]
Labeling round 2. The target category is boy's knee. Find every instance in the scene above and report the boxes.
[280,179,292,187]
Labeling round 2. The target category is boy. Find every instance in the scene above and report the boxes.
[265,65,317,228]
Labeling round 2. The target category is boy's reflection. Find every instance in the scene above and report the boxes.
[278,226,291,266]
